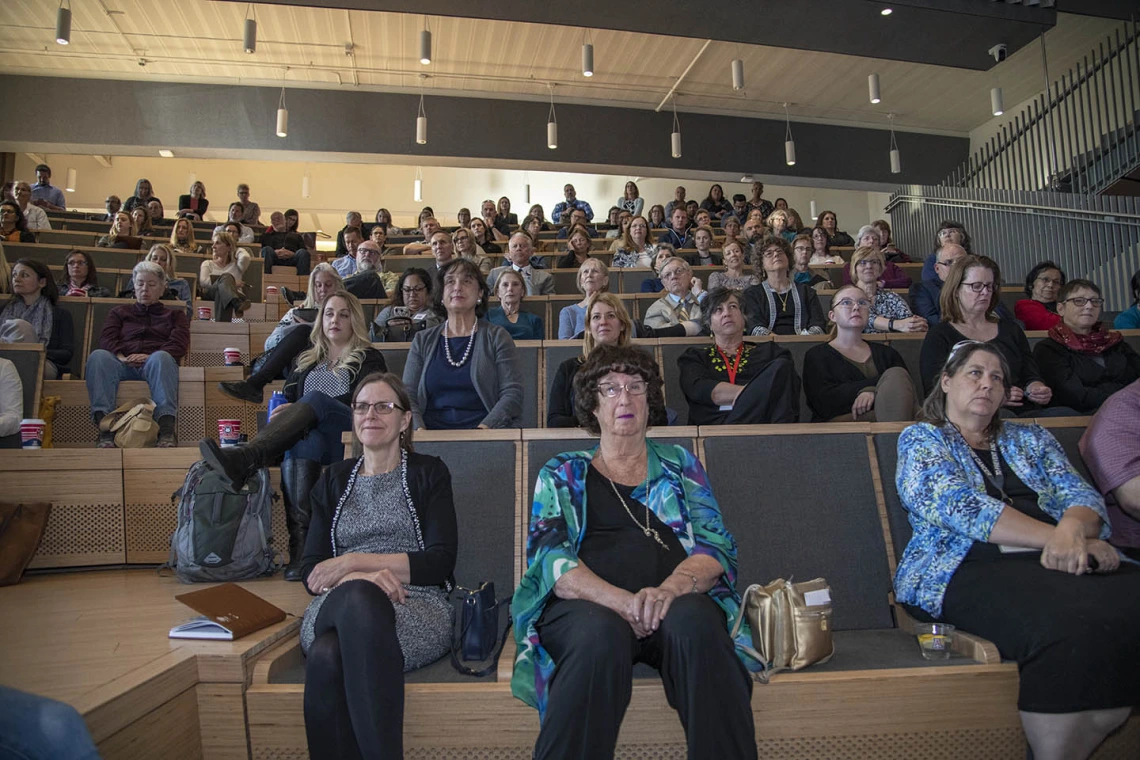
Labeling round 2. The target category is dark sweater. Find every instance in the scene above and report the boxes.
[283,347,387,404]
[1033,337,1140,414]
[677,341,792,425]
[98,302,190,361]
[258,229,306,252]
[548,351,668,428]
[920,319,1041,395]
[177,195,209,218]
[43,304,74,370]
[299,453,458,593]
[802,342,907,421]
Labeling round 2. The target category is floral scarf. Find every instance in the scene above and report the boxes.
[1048,321,1122,355]
[0,295,53,344]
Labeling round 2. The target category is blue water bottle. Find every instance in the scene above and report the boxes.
[267,391,287,417]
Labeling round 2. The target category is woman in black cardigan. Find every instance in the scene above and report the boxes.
[200,291,386,580]
[743,236,826,336]
[803,285,916,422]
[1033,279,1140,414]
[299,372,456,760]
[0,259,74,378]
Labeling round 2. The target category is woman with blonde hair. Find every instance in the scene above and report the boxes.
[612,215,657,268]
[142,243,192,303]
[200,290,387,580]
[96,211,142,250]
[198,230,251,322]
[558,258,610,339]
[849,246,926,334]
[177,180,208,220]
[169,217,202,255]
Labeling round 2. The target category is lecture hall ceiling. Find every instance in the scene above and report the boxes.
[0,0,1127,136]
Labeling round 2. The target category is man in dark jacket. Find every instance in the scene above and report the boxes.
[343,240,389,300]
[260,211,311,275]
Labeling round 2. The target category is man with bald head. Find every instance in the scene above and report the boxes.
[488,232,555,295]
[908,243,966,326]
[342,239,389,300]
[259,211,311,274]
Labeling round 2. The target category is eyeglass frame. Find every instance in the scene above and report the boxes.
[597,380,649,398]
[959,281,995,293]
[832,298,871,310]
[1061,296,1105,308]
[350,401,406,416]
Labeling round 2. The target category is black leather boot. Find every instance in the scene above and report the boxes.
[281,457,322,581]
[198,401,318,491]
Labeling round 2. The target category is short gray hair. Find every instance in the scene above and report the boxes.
[855,224,880,245]
[132,260,167,284]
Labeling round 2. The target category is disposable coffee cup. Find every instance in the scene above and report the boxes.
[218,419,242,448]
[20,418,46,449]
[223,347,242,366]
[916,623,954,660]
[265,286,279,297]
[197,305,212,321]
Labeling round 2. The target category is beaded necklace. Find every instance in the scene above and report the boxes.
[443,319,477,367]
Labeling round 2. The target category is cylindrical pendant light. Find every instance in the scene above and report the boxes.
[65,168,76,192]
[416,93,428,144]
[276,85,288,137]
[785,140,796,166]
[671,131,682,159]
[868,73,881,104]
[810,200,818,221]
[301,174,311,199]
[731,59,744,91]
[413,167,423,202]
[890,148,902,174]
[582,42,594,77]
[524,183,531,204]
[990,87,1004,116]
[56,3,71,45]
[419,23,432,65]
[547,120,558,150]
[243,8,257,54]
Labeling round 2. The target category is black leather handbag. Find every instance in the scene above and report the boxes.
[450,581,511,677]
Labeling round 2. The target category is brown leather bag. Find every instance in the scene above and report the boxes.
[0,502,52,586]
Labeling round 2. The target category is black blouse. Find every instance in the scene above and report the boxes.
[1033,338,1140,414]
[920,319,1041,395]
[963,447,1055,562]
[802,342,908,422]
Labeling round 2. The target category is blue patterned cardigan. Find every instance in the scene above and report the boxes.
[510,440,762,718]
[893,422,1109,617]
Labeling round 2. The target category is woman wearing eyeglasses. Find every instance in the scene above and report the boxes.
[514,343,761,760]
[1032,279,1140,414]
[849,247,927,334]
[372,268,441,343]
[920,256,1069,417]
[803,285,916,422]
[1015,261,1066,331]
[298,372,457,760]
[742,236,826,336]
[199,291,387,580]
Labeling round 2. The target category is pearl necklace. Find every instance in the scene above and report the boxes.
[443,319,477,367]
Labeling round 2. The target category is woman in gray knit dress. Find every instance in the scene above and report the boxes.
[300,372,457,760]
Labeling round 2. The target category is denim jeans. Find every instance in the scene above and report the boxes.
[85,349,179,420]
[261,246,312,275]
[286,390,352,465]
[0,686,101,760]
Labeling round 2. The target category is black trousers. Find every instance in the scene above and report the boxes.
[249,323,311,390]
[711,355,800,425]
[534,595,757,760]
[304,581,405,760]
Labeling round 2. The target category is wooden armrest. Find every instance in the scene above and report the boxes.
[251,634,303,685]
[891,594,1001,665]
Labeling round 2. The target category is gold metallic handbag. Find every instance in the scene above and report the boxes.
[730,577,834,683]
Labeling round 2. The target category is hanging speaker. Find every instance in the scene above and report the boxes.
[868,73,881,104]
[419,29,432,65]
[276,107,288,137]
[56,6,71,45]
[810,200,817,220]
[991,87,1004,116]
[582,43,594,77]
[243,18,257,54]
[414,178,423,202]
[65,168,77,192]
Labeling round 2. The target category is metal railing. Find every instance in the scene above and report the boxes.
[944,18,1140,195]
[886,186,1140,310]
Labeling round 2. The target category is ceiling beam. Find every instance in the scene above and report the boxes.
[218,0,1056,70]
[92,155,114,168]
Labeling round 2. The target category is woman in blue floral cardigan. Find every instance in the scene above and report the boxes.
[894,340,1139,760]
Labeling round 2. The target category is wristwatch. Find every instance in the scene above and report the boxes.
[888,318,895,332]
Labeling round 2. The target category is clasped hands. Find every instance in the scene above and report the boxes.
[1005,381,1052,408]
[1041,517,1119,575]
[619,575,690,638]
[305,554,407,604]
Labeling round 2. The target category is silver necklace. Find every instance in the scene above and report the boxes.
[958,429,1012,506]
[443,319,477,367]
[597,453,669,550]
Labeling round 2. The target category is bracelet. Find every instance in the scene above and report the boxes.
[674,571,698,594]
[888,318,895,331]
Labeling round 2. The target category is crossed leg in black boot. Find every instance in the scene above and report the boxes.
[219,324,312,404]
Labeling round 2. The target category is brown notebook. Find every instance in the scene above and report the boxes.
[169,583,286,641]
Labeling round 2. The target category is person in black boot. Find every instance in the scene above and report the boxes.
[219,264,342,404]
[199,291,386,580]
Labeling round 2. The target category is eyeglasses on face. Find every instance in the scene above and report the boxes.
[351,401,405,416]
[960,281,994,293]
[1063,296,1104,308]
[1036,276,1063,286]
[401,285,427,294]
[855,259,882,268]
[833,298,871,310]
[597,380,648,398]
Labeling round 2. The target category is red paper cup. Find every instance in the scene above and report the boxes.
[265,286,279,297]
[223,347,242,366]
[197,306,212,320]
[218,419,242,447]
[20,418,45,449]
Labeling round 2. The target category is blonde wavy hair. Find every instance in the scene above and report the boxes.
[296,291,372,374]
[582,292,633,357]
[146,243,178,279]
[302,263,342,309]
[169,218,198,251]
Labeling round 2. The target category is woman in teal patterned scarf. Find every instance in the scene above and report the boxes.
[511,343,761,760]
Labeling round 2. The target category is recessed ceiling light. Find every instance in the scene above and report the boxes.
[881,8,893,15]
[158,149,174,158]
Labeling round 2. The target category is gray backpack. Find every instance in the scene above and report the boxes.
[163,460,280,583]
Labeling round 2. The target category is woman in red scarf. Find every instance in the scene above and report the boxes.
[1034,279,1140,413]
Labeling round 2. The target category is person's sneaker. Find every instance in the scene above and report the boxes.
[156,430,178,448]
[96,430,116,448]
[218,380,264,404]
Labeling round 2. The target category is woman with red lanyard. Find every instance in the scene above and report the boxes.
[677,287,801,425]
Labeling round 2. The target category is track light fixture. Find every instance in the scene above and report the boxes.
[243,4,257,54]
[56,1,71,45]
[416,96,428,144]
[991,87,1004,116]
[582,32,594,77]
